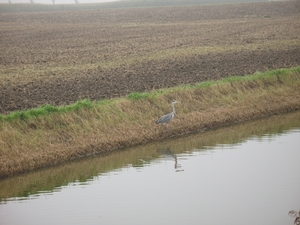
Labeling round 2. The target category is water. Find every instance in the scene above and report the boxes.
[0,112,300,225]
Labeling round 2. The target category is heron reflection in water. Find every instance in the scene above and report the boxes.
[157,147,184,172]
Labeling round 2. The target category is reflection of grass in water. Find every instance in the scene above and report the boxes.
[0,110,299,202]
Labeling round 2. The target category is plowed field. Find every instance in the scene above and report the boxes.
[1,1,299,114]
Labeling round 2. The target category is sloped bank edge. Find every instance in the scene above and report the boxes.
[0,67,300,178]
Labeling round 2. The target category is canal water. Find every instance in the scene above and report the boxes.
[0,111,300,225]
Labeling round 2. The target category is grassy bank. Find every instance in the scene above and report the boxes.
[1,110,299,201]
[0,67,300,178]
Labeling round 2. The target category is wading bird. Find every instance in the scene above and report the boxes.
[156,101,178,127]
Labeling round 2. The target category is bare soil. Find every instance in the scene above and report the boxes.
[0,1,300,114]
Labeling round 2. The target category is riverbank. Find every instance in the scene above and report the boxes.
[1,108,300,202]
[0,67,300,178]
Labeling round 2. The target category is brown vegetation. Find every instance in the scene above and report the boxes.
[0,1,299,113]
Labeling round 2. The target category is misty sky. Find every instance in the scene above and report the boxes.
[0,0,117,4]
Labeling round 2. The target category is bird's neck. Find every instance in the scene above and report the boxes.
[172,103,176,114]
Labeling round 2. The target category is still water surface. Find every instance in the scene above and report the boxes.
[0,112,300,225]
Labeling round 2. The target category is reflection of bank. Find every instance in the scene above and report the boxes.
[289,210,300,225]
[157,147,184,172]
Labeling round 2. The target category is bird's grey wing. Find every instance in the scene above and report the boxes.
[156,112,173,124]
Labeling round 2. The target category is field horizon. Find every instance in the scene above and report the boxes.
[0,0,269,13]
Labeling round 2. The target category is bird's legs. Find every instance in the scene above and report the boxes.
[164,123,170,134]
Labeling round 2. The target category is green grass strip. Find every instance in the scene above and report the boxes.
[0,99,93,122]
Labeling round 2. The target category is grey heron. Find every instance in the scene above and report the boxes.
[156,100,178,125]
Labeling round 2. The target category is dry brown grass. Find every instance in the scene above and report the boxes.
[0,68,299,178]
